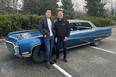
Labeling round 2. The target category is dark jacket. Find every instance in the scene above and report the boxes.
[38,17,55,37]
[54,18,70,38]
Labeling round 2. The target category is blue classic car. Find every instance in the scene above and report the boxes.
[5,20,112,62]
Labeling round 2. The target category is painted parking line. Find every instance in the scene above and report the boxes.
[53,64,73,77]
[89,46,116,55]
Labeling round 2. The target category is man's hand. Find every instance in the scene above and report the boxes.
[64,37,68,42]
[55,38,57,43]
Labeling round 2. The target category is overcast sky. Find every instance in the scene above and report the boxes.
[72,0,85,11]
[72,0,116,12]
[18,0,116,12]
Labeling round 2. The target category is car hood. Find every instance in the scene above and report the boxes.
[6,29,43,42]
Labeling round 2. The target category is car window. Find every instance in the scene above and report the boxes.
[70,22,92,31]
[70,23,78,31]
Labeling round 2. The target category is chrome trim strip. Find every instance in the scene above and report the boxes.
[67,43,90,49]
[5,40,16,47]
[9,36,18,41]
[94,38,102,41]
[70,28,95,34]
[59,43,90,51]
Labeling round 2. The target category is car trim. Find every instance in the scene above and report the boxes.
[94,38,102,41]
[5,40,21,58]
[31,43,91,54]
[5,40,32,58]
[68,43,90,49]
[70,28,95,34]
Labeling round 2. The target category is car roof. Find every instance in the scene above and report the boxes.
[68,19,96,27]
[68,20,91,23]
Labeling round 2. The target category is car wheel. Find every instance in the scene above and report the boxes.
[32,46,45,63]
[92,40,101,46]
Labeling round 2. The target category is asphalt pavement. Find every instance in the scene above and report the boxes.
[0,26,116,77]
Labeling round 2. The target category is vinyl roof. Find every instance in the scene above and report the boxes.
[68,20,90,23]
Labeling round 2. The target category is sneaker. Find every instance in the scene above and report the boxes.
[50,61,55,64]
[63,58,68,62]
[54,58,59,62]
[46,64,51,69]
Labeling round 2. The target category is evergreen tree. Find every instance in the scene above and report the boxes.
[22,0,57,15]
[85,0,106,17]
[62,0,75,19]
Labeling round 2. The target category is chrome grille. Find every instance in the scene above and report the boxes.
[6,42,15,53]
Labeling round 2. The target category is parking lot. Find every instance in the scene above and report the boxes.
[0,26,116,77]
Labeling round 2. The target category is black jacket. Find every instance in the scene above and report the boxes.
[54,19,70,37]
[38,17,55,37]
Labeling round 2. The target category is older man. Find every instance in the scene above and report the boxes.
[54,10,70,62]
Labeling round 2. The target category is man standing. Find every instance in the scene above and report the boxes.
[54,10,70,62]
[38,9,54,69]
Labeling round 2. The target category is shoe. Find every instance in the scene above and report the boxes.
[54,58,59,62]
[50,61,55,64]
[63,58,68,62]
[46,64,51,69]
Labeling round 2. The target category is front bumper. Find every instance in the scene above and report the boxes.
[5,40,32,58]
[5,41,22,58]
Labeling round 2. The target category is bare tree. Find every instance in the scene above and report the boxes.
[0,0,22,13]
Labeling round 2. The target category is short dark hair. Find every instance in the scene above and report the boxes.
[57,10,64,14]
[45,9,52,13]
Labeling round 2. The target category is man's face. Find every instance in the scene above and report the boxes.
[45,10,52,18]
[57,11,64,19]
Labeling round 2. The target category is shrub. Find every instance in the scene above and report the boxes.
[0,14,115,37]
[0,14,43,36]
[80,17,115,27]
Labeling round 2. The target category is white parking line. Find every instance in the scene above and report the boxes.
[89,46,116,55]
[53,64,73,77]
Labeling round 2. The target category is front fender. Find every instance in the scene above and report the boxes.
[16,37,43,55]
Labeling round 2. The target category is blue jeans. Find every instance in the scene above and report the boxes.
[43,36,54,64]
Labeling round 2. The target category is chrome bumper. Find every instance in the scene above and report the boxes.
[5,41,22,58]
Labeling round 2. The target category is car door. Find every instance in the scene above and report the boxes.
[66,23,87,47]
[77,22,96,44]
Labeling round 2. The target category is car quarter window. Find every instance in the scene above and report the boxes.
[70,22,92,31]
